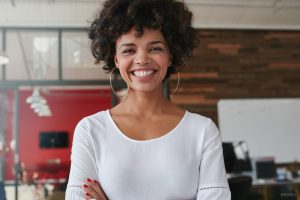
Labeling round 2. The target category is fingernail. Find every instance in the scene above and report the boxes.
[86,178,92,182]
[86,192,90,196]
[93,180,97,183]
[83,184,88,188]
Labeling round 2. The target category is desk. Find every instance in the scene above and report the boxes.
[252,178,300,200]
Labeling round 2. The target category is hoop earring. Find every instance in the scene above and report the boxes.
[109,67,127,97]
[171,68,180,95]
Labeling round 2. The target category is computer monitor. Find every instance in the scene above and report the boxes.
[222,142,238,173]
[222,142,252,173]
[39,131,69,148]
[255,158,277,179]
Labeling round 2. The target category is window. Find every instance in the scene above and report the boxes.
[6,31,58,80]
[62,31,108,80]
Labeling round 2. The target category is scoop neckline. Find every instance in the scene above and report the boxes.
[106,109,188,143]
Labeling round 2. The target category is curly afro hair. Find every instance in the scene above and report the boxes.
[88,0,199,80]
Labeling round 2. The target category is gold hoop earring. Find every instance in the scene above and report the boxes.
[109,67,127,97]
[171,68,180,95]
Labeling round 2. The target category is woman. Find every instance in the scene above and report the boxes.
[66,0,231,199]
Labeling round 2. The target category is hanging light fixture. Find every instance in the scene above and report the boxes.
[26,88,47,104]
[26,88,52,117]
[0,50,9,65]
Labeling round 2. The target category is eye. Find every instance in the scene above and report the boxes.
[149,46,164,52]
[122,48,135,55]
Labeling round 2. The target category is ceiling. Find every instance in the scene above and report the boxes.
[1,0,300,30]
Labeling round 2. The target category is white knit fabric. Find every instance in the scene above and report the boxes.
[66,110,231,200]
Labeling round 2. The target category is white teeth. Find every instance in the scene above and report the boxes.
[132,70,154,77]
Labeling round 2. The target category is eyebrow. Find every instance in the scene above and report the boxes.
[149,41,165,45]
[119,41,165,50]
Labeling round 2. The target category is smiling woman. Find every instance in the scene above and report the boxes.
[114,28,171,93]
[88,0,198,80]
[66,0,231,200]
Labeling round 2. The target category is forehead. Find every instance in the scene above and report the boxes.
[116,28,166,46]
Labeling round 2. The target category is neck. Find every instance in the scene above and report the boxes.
[119,87,170,117]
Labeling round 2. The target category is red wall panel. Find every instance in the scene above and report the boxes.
[4,89,112,181]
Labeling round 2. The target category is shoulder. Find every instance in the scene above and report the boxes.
[77,109,108,126]
[74,110,109,139]
[185,112,223,154]
[185,111,213,128]
[184,111,220,139]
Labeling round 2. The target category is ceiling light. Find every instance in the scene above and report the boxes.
[26,88,52,117]
[0,51,9,65]
[26,88,47,104]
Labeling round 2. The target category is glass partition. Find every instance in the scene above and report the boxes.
[1,28,113,200]
[1,28,110,81]
[0,90,5,183]
[62,31,108,80]
[0,89,18,200]
[0,30,3,48]
[0,30,4,80]
[6,31,58,80]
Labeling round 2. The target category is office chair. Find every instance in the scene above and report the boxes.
[228,175,252,200]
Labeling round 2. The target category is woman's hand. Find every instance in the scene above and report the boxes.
[82,178,108,200]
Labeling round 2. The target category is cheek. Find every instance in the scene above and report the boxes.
[117,61,131,80]
[160,53,171,66]
[118,56,131,66]
[119,67,129,79]
[161,59,171,71]
[116,57,129,71]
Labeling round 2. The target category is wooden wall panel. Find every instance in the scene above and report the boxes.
[170,30,300,124]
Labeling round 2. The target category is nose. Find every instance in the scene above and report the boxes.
[134,50,151,66]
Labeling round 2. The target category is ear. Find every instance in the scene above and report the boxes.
[114,55,119,68]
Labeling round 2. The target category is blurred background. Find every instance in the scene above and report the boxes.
[0,0,300,200]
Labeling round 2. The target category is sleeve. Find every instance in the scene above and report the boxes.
[65,118,99,200]
[196,119,231,200]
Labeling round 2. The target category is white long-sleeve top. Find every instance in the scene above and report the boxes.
[66,110,231,200]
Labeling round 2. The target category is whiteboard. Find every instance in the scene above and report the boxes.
[217,98,300,163]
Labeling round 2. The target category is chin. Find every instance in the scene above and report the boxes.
[130,85,161,93]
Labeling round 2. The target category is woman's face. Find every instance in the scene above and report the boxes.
[114,27,171,93]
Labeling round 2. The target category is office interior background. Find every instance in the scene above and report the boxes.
[0,0,300,199]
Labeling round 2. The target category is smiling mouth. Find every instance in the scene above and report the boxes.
[131,70,156,78]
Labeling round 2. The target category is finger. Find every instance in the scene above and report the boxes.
[84,181,106,200]
[86,178,102,194]
[83,183,99,199]
[92,180,107,199]
[82,185,95,199]
[84,178,107,200]
[84,192,94,200]
[85,189,102,200]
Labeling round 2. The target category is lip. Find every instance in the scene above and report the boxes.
[131,73,156,82]
[130,69,157,82]
[129,68,157,73]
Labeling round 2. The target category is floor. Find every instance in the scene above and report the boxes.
[4,184,64,200]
